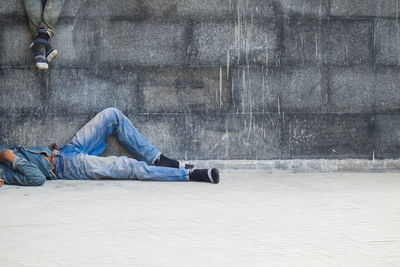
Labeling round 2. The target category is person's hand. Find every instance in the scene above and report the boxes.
[0,150,17,164]
[0,177,4,187]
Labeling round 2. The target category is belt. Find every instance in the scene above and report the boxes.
[49,155,57,169]
[49,143,60,169]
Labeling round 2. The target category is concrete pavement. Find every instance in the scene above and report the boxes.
[1,171,400,266]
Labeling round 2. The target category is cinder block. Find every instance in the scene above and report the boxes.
[138,67,232,113]
[191,113,282,160]
[139,0,179,19]
[284,114,374,159]
[48,68,139,115]
[52,19,186,67]
[191,20,279,67]
[323,20,373,66]
[101,135,135,158]
[100,20,186,67]
[177,0,235,19]
[328,66,375,113]
[283,19,325,65]
[238,0,275,18]
[284,19,373,67]
[279,0,328,18]
[233,65,326,113]
[0,0,25,15]
[177,0,276,20]
[62,0,181,20]
[231,65,280,113]
[238,0,328,19]
[372,114,400,159]
[0,68,46,114]
[280,66,326,112]
[50,19,102,67]
[125,113,192,160]
[1,22,33,66]
[375,67,400,111]
[330,0,398,17]
[375,19,400,66]
[191,21,233,67]
[61,0,141,19]
[0,114,90,148]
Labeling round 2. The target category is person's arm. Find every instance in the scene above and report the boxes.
[0,149,16,163]
[0,150,46,186]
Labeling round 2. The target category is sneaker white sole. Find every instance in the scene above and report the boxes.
[36,62,49,70]
[47,50,58,63]
[207,169,214,183]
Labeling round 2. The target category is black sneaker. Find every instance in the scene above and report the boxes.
[29,40,48,70]
[189,168,220,184]
[37,29,58,64]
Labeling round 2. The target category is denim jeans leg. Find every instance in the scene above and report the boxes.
[42,0,65,37]
[67,108,161,165]
[64,154,189,181]
[24,0,43,38]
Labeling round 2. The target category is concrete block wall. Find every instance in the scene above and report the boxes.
[1,0,400,160]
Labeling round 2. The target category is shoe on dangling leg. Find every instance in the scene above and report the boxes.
[189,168,220,184]
[29,40,48,70]
[35,28,58,64]
[46,47,58,63]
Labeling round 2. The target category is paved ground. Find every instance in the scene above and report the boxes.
[1,171,399,267]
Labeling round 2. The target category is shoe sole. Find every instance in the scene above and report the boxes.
[36,62,48,70]
[47,50,58,63]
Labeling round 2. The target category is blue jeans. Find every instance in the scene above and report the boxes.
[55,108,189,181]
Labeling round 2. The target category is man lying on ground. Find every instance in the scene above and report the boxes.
[0,108,220,187]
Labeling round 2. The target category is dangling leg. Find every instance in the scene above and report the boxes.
[23,0,43,39]
[24,0,48,69]
[42,0,65,63]
[41,0,65,38]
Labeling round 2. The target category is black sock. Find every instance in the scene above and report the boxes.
[154,154,179,169]
[37,29,50,41]
[30,41,46,57]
